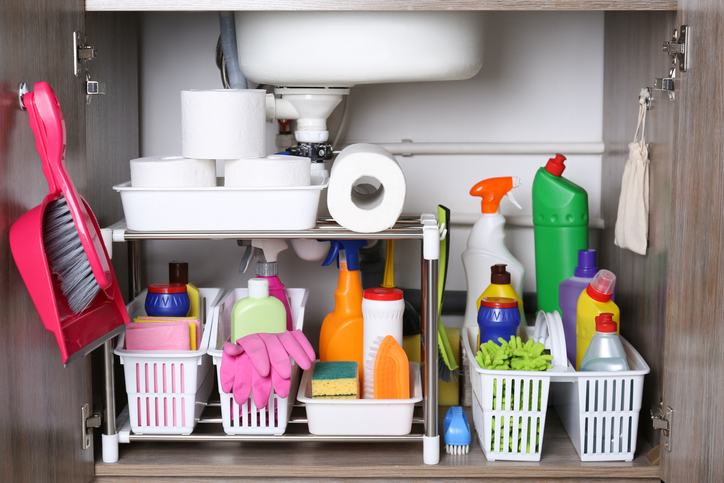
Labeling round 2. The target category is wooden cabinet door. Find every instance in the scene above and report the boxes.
[0,1,93,481]
[662,0,724,481]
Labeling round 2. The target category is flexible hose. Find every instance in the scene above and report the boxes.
[218,12,247,89]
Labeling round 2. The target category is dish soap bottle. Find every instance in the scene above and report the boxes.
[319,240,367,381]
[478,264,524,322]
[579,313,629,371]
[169,260,199,318]
[576,269,619,370]
[532,153,589,314]
[558,249,598,365]
[462,176,525,329]
[239,239,294,331]
[230,278,286,342]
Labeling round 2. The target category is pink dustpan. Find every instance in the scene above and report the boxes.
[10,82,128,365]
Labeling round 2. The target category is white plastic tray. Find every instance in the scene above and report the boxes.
[113,178,328,231]
[208,288,308,435]
[115,287,224,435]
[297,362,422,436]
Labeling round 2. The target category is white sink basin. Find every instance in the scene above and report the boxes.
[235,11,485,87]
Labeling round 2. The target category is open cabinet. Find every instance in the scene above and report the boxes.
[2,0,724,481]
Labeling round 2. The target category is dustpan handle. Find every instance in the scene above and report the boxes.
[26,82,112,290]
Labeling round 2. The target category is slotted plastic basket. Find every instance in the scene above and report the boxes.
[115,288,224,435]
[551,337,649,462]
[208,287,308,435]
[463,327,555,461]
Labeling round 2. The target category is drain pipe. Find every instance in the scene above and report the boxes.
[218,12,247,89]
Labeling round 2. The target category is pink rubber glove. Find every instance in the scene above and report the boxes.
[238,333,270,377]
[271,365,291,398]
[220,341,244,394]
[233,352,253,406]
[251,363,272,408]
[278,330,316,370]
[259,333,292,379]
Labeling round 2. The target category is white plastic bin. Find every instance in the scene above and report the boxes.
[297,362,422,436]
[551,337,650,462]
[463,327,557,461]
[113,179,327,231]
[208,288,308,435]
[115,287,224,435]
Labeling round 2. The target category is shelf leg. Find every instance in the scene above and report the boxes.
[421,220,440,465]
[102,338,119,463]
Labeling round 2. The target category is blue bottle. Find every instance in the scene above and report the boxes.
[145,283,190,317]
[477,297,520,347]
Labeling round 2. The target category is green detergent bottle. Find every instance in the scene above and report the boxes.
[532,154,589,314]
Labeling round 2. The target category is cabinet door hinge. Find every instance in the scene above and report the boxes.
[651,403,673,452]
[73,31,105,104]
[82,403,103,450]
[654,25,689,101]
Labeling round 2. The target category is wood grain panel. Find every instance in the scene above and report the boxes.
[0,0,93,482]
[662,0,724,481]
[85,0,677,12]
[600,11,676,450]
[95,411,657,480]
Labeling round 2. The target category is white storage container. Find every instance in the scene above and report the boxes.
[208,287,308,435]
[297,362,422,436]
[113,178,327,231]
[115,287,224,435]
[464,327,554,461]
[551,337,650,462]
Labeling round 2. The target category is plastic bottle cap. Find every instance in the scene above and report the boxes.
[586,269,616,302]
[148,283,187,294]
[490,264,511,284]
[169,260,189,284]
[480,297,518,309]
[595,313,617,332]
[544,153,567,177]
[574,249,598,278]
[248,278,270,298]
[364,287,404,301]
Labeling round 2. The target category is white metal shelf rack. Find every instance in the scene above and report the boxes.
[103,215,441,465]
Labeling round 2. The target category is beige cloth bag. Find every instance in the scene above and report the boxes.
[614,89,650,255]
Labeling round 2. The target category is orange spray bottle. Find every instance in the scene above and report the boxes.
[319,239,368,381]
[462,177,525,330]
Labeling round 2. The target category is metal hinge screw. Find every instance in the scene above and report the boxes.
[82,403,103,450]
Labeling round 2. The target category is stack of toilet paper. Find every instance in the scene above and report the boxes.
[130,89,310,189]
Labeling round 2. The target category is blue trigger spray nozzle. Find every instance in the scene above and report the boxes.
[320,240,368,271]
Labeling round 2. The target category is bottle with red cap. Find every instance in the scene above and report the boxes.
[532,153,589,315]
[579,313,629,372]
[362,287,405,398]
[477,296,520,348]
[575,269,620,370]
[145,283,190,318]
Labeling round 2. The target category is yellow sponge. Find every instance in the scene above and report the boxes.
[312,361,359,399]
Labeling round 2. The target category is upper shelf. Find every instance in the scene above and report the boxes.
[86,0,677,12]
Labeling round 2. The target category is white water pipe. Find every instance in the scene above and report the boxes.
[450,213,605,229]
[355,142,605,156]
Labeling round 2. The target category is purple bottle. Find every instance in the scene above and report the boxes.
[558,249,598,365]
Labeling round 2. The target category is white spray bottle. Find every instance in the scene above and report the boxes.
[462,176,526,329]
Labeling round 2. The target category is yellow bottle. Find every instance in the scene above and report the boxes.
[169,261,200,319]
[477,264,525,323]
[576,269,619,370]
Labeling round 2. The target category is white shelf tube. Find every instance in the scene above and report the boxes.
[348,142,605,156]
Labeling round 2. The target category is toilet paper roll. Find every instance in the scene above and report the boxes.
[224,155,311,187]
[181,89,266,160]
[327,144,406,233]
[130,155,216,188]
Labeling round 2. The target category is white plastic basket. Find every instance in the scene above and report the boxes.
[208,288,308,435]
[463,326,557,461]
[113,179,327,231]
[115,287,224,435]
[297,362,422,436]
[551,337,650,462]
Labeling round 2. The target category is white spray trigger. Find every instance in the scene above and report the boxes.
[506,177,522,210]
[251,239,288,263]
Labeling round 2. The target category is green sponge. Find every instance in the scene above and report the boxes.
[312,361,359,399]
[475,336,552,371]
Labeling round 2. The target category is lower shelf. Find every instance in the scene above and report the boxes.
[97,406,659,481]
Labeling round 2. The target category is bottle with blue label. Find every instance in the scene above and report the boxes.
[477,296,520,347]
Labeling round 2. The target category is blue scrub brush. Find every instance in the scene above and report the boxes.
[443,406,471,455]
